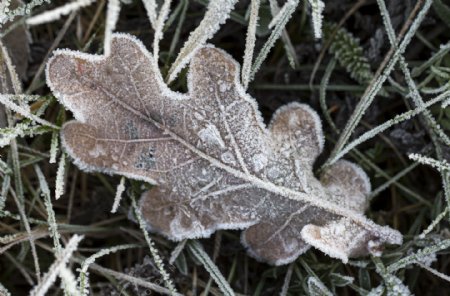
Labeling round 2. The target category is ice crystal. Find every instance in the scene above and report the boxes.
[46,33,402,265]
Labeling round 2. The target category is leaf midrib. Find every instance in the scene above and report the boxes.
[88,76,386,234]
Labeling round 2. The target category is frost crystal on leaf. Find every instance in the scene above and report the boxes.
[46,33,402,265]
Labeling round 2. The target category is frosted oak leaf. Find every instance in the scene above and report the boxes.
[46,33,402,265]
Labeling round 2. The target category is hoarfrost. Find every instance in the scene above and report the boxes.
[198,123,225,148]
[47,33,402,265]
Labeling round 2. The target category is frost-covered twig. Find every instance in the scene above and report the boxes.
[26,0,95,26]
[442,97,450,108]
[110,176,125,213]
[167,0,237,83]
[142,0,157,29]
[376,0,450,219]
[49,130,59,163]
[241,0,260,89]
[268,0,299,69]
[30,235,84,296]
[1,41,42,282]
[409,154,450,172]
[249,0,299,82]
[104,0,121,56]
[418,207,449,239]
[78,244,138,294]
[307,0,325,39]
[400,60,450,146]
[0,94,59,129]
[0,158,11,174]
[55,153,66,200]
[0,122,49,148]
[0,40,22,94]
[152,0,172,63]
[417,262,450,283]
[59,267,79,295]
[0,175,10,212]
[387,239,450,273]
[79,260,183,296]
[268,0,291,29]
[325,0,433,169]
[188,240,235,296]
[0,228,49,256]
[131,194,177,294]
[34,165,62,253]
[412,41,450,77]
[330,89,450,163]
[373,258,412,296]
[169,239,187,264]
[307,276,333,296]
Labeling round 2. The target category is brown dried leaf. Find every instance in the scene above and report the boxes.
[46,34,402,265]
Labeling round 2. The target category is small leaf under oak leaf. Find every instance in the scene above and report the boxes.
[46,34,402,265]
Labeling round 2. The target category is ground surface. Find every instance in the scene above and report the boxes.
[1,0,450,295]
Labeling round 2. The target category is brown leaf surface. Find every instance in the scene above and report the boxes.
[46,34,402,265]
